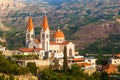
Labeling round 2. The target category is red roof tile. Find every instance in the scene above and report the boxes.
[53,29,65,38]
[50,41,69,45]
[78,62,91,67]
[73,58,85,62]
[19,48,33,52]
[34,38,40,44]
[19,48,43,52]
[103,64,117,74]
[114,54,120,58]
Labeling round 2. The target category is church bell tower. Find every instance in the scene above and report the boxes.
[40,14,50,54]
[26,16,35,48]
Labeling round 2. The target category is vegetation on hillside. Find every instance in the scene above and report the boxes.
[0,54,39,78]
[39,64,111,80]
[0,54,29,75]
[79,34,120,54]
[27,62,38,76]
[0,74,15,80]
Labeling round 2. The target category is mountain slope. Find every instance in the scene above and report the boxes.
[1,0,120,51]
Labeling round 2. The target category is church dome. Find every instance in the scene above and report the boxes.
[53,29,65,38]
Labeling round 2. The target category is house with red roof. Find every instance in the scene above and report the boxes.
[110,54,120,66]
[102,64,117,74]
[17,48,44,56]
[68,56,97,74]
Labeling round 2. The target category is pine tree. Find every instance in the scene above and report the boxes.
[63,46,68,72]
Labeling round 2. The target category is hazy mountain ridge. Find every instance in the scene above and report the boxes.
[1,0,120,51]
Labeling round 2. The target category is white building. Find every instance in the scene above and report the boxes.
[0,45,6,51]
[0,45,6,54]
[110,54,120,66]
[71,56,97,75]
[85,57,97,68]
[25,14,75,59]
[15,48,44,59]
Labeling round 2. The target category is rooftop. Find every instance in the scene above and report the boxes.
[103,64,117,74]
[19,48,43,52]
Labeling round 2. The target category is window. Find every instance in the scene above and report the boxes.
[46,34,49,38]
[69,48,72,57]
[42,34,44,38]
[27,34,29,38]
[46,41,48,51]
[88,60,91,62]
[31,34,35,38]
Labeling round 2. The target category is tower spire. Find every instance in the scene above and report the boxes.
[40,13,50,54]
[41,13,49,31]
[26,15,35,48]
[27,16,34,32]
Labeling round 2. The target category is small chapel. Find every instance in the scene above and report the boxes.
[22,14,75,59]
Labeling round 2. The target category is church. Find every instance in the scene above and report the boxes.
[23,14,75,59]
[16,14,97,73]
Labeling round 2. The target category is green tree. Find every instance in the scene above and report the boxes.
[100,72,109,80]
[27,62,38,76]
[9,75,15,80]
[0,74,5,80]
[0,54,29,75]
[63,46,68,72]
[118,65,120,72]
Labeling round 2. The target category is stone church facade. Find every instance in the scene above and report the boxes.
[25,14,75,59]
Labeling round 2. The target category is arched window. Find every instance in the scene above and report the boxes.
[69,48,72,57]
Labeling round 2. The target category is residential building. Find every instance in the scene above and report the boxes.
[110,54,120,66]
[102,64,117,74]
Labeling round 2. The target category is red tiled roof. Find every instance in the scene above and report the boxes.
[19,48,43,52]
[78,62,91,67]
[114,54,120,58]
[19,48,33,52]
[53,29,65,38]
[34,48,43,51]
[50,41,69,45]
[34,38,40,44]
[103,64,117,74]
[72,58,85,62]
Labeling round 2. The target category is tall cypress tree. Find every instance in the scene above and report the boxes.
[63,46,68,72]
